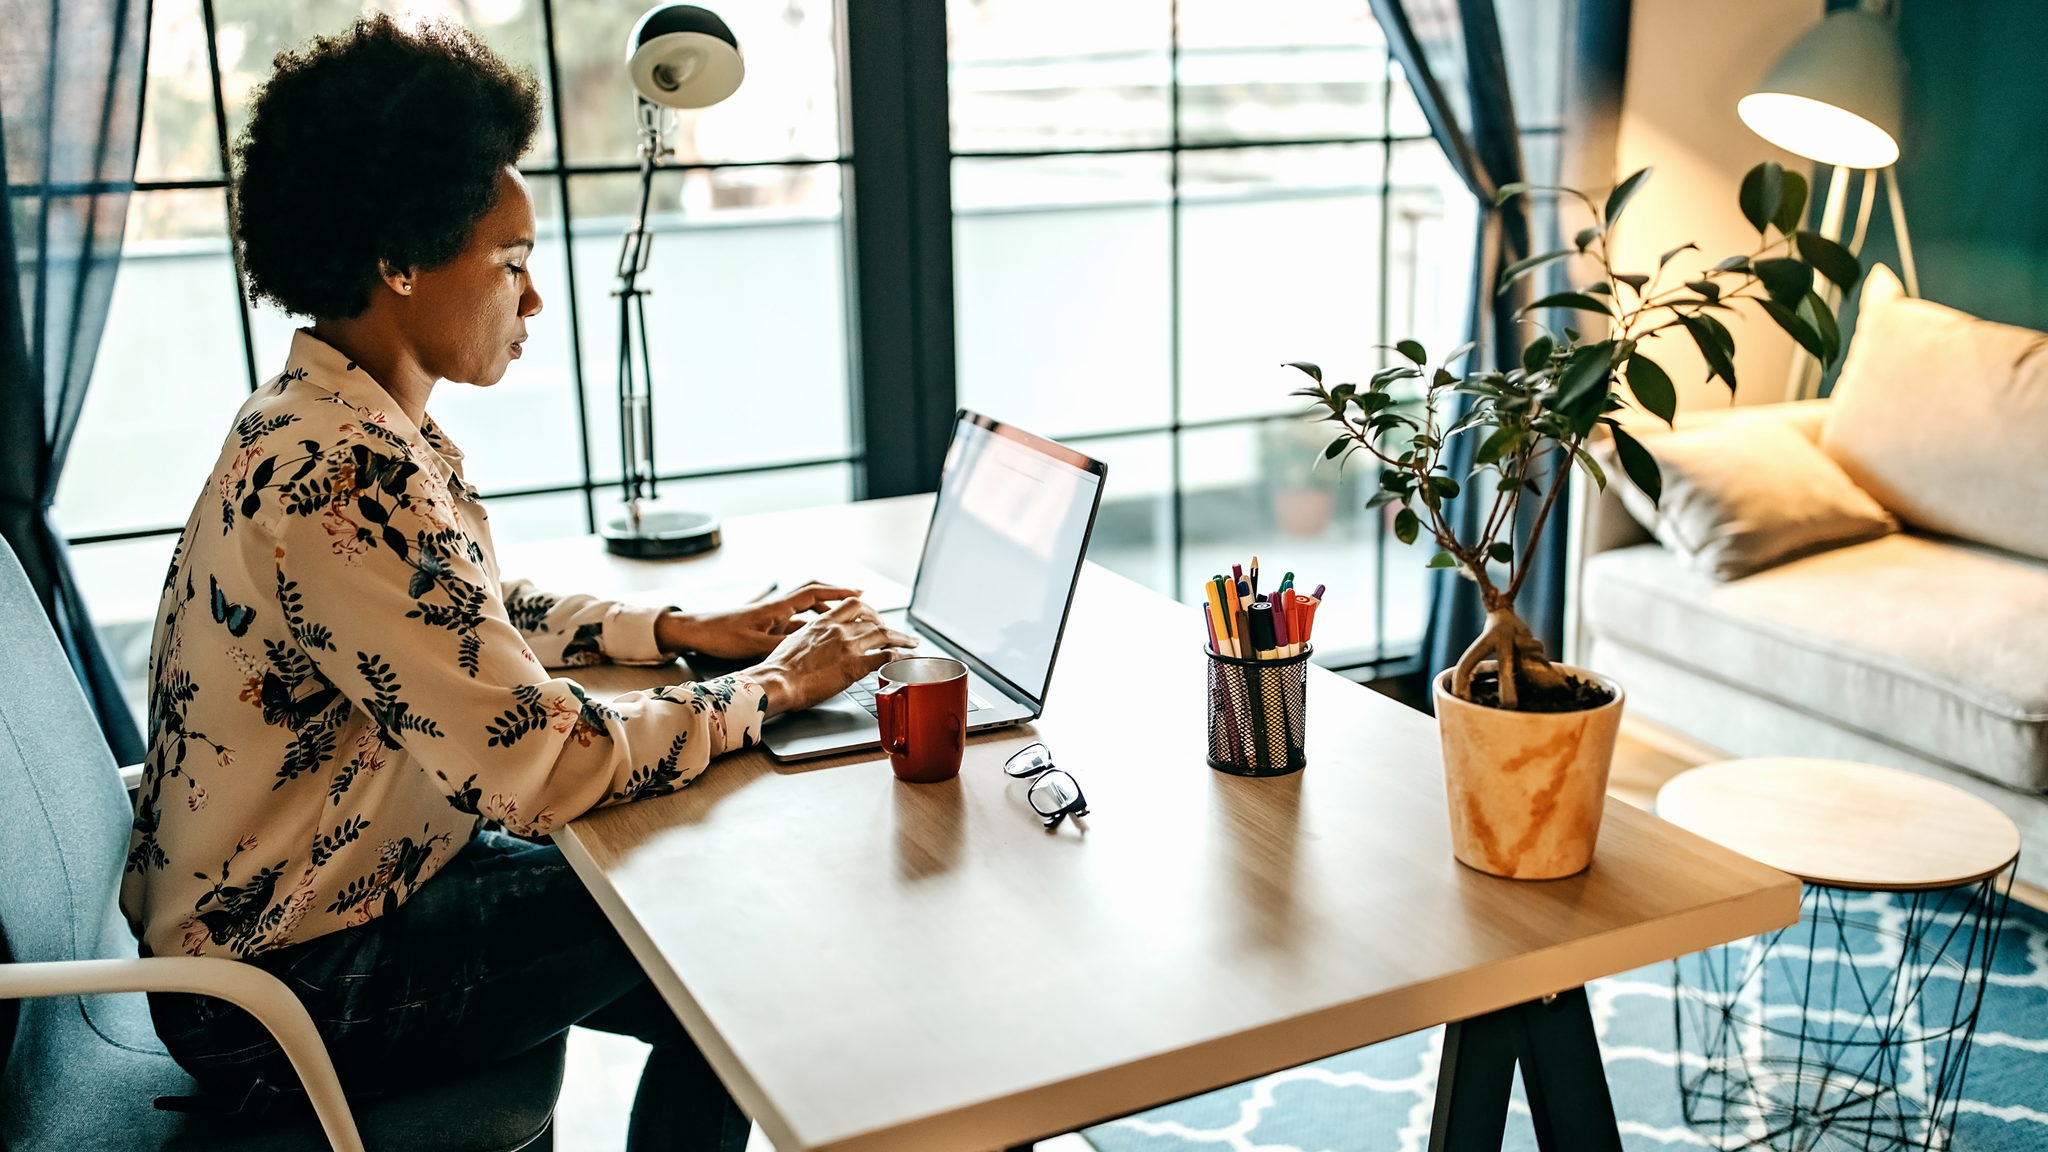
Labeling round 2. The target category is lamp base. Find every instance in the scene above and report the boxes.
[601,505,722,559]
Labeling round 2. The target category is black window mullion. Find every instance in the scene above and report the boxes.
[535,0,598,533]
[199,0,260,392]
[839,0,958,500]
[1168,0,1184,601]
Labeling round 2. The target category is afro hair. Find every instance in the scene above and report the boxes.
[233,14,541,320]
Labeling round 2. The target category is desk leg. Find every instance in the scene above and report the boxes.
[1428,987,1621,1152]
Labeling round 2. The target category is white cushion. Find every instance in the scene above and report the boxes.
[1584,537,2048,792]
[1606,416,1896,581]
[1824,264,2048,561]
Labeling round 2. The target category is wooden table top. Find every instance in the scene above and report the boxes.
[502,496,1800,1152]
[1656,758,2022,891]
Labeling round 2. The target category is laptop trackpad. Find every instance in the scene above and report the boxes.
[762,696,876,745]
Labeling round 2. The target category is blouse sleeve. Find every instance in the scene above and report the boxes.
[263,468,765,836]
[498,578,673,668]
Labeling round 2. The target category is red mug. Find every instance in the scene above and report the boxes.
[874,657,968,783]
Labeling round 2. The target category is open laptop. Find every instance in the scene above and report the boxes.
[761,410,1107,761]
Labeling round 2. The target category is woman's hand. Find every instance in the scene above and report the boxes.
[655,582,862,660]
[745,598,919,715]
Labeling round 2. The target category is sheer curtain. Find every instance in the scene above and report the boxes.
[0,0,151,763]
[1368,0,1630,699]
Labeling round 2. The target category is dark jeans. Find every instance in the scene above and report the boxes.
[149,831,750,1152]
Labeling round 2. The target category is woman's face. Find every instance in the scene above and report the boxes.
[407,166,542,387]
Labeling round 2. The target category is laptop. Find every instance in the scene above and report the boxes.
[761,410,1107,761]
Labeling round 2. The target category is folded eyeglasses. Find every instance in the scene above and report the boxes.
[1004,742,1088,830]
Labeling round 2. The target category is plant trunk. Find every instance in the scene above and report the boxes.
[1447,591,1568,710]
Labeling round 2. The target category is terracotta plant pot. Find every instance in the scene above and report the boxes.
[1432,666,1624,880]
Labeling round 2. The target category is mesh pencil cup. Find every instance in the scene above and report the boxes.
[1205,645,1310,776]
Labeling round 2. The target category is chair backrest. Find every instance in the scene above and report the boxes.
[0,535,140,1049]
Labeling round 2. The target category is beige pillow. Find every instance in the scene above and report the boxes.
[1824,265,2048,561]
[1608,416,1898,581]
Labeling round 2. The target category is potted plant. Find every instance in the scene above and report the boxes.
[1289,162,1859,879]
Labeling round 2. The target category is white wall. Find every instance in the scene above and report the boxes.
[1612,0,1824,414]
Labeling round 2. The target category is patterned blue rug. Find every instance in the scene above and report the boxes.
[1083,895,2048,1151]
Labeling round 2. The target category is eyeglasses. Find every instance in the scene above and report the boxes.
[1004,742,1089,829]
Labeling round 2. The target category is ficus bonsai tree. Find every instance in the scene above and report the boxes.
[1289,162,1861,710]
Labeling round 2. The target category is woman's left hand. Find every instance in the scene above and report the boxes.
[655,582,864,660]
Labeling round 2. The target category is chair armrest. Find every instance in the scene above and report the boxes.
[0,957,365,1152]
[119,764,145,792]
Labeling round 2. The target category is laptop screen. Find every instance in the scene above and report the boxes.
[909,413,1105,703]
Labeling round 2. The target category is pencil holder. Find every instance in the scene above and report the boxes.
[1205,645,1310,777]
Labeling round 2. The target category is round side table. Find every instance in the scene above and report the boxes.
[1655,758,2020,1152]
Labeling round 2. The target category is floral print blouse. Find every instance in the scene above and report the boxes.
[121,330,764,961]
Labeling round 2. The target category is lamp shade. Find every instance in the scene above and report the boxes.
[1737,9,1904,168]
[626,5,744,109]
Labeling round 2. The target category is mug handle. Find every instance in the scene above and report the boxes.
[875,682,909,755]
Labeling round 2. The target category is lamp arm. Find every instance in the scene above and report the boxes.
[1884,165,1920,298]
[0,957,364,1152]
[616,103,666,514]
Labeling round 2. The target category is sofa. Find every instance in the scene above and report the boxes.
[1566,266,2048,887]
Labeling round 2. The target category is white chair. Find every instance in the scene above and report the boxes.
[0,536,565,1151]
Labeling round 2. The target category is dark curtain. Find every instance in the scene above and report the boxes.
[0,0,151,764]
[1369,0,1630,701]
[1819,0,2048,393]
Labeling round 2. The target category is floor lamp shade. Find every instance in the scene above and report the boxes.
[1737,9,1904,168]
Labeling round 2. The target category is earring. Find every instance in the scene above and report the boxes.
[401,282,413,293]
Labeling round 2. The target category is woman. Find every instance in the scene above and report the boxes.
[120,15,914,1149]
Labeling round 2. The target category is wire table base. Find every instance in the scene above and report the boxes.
[1674,872,2012,1151]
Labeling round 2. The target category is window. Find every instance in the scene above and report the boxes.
[947,0,1477,670]
[58,0,856,720]
[61,0,1490,721]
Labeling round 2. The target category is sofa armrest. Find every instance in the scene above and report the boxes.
[0,957,365,1152]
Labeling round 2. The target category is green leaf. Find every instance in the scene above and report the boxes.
[1444,340,1478,365]
[1396,339,1429,365]
[1524,291,1615,316]
[1284,361,1322,383]
[1569,443,1608,491]
[1433,367,1458,388]
[1521,334,1555,374]
[1610,425,1663,506]
[1712,254,1752,273]
[1555,340,1617,431]
[1584,281,1613,295]
[1427,551,1458,569]
[1393,507,1420,545]
[1604,167,1653,227]
[1488,542,1515,564]
[1494,182,1531,205]
[1372,365,1421,385]
[1753,257,1814,306]
[1614,273,1649,291]
[1795,230,1863,290]
[1475,424,1519,465]
[1626,354,1677,426]
[1496,249,1572,296]
[1739,161,1785,234]
[1761,299,1829,364]
[1682,280,1721,302]
[1801,290,1842,365]
[1429,475,1462,499]
[1324,435,1350,460]
[1366,488,1403,510]
[1658,242,1699,269]
[1774,169,1809,235]
[1679,314,1738,391]
[1697,312,1736,356]
[1574,225,1602,252]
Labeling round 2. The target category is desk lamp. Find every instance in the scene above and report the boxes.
[1737,7,1917,400]
[602,4,745,558]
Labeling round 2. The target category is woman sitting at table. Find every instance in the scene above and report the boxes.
[119,15,915,1150]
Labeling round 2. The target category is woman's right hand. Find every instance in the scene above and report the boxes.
[746,598,919,715]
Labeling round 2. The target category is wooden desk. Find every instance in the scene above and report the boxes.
[499,496,1799,1152]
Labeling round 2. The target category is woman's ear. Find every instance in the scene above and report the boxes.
[377,261,416,298]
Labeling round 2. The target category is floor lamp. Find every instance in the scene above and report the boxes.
[602,5,745,558]
[1737,7,1918,402]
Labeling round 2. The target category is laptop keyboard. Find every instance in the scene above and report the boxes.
[843,671,990,717]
